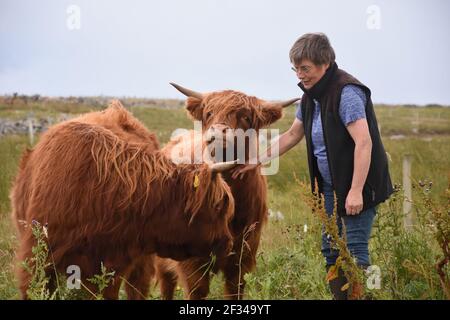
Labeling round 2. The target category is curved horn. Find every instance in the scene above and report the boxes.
[210,159,239,173]
[264,97,301,109]
[169,82,203,100]
[279,97,301,108]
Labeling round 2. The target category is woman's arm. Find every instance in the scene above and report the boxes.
[345,118,372,215]
[231,118,305,179]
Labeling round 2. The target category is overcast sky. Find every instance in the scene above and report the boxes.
[1,0,449,105]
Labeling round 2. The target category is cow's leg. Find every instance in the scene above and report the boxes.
[76,259,123,300]
[178,262,211,300]
[79,258,126,300]
[101,275,123,300]
[17,263,32,300]
[47,272,59,298]
[222,234,259,300]
[155,262,178,300]
[124,256,155,300]
[184,272,210,300]
[222,266,246,300]
[16,233,36,299]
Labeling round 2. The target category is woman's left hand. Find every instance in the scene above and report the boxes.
[345,189,364,215]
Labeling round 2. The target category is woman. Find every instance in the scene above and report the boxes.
[231,33,393,299]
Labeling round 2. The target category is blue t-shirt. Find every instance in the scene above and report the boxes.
[295,84,367,185]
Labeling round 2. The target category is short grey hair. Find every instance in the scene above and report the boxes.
[289,33,336,66]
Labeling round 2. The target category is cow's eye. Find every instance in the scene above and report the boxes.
[206,111,213,119]
[242,115,250,123]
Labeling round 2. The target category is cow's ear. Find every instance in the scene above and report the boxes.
[256,105,283,128]
[186,97,204,121]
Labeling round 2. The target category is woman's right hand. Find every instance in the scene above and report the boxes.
[230,162,261,180]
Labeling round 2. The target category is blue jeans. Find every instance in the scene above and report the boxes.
[321,182,376,266]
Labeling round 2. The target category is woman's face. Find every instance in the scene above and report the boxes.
[292,59,329,89]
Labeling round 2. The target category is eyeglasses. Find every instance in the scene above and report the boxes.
[291,65,312,74]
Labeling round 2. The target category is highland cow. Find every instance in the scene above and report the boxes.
[10,101,237,299]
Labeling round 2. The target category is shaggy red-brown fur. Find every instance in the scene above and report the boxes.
[124,90,288,300]
[10,101,235,299]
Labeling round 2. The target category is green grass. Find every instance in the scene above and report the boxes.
[0,101,449,299]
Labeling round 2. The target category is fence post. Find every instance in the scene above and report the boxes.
[28,117,34,146]
[403,154,413,230]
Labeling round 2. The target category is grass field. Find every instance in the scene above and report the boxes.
[0,99,449,299]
